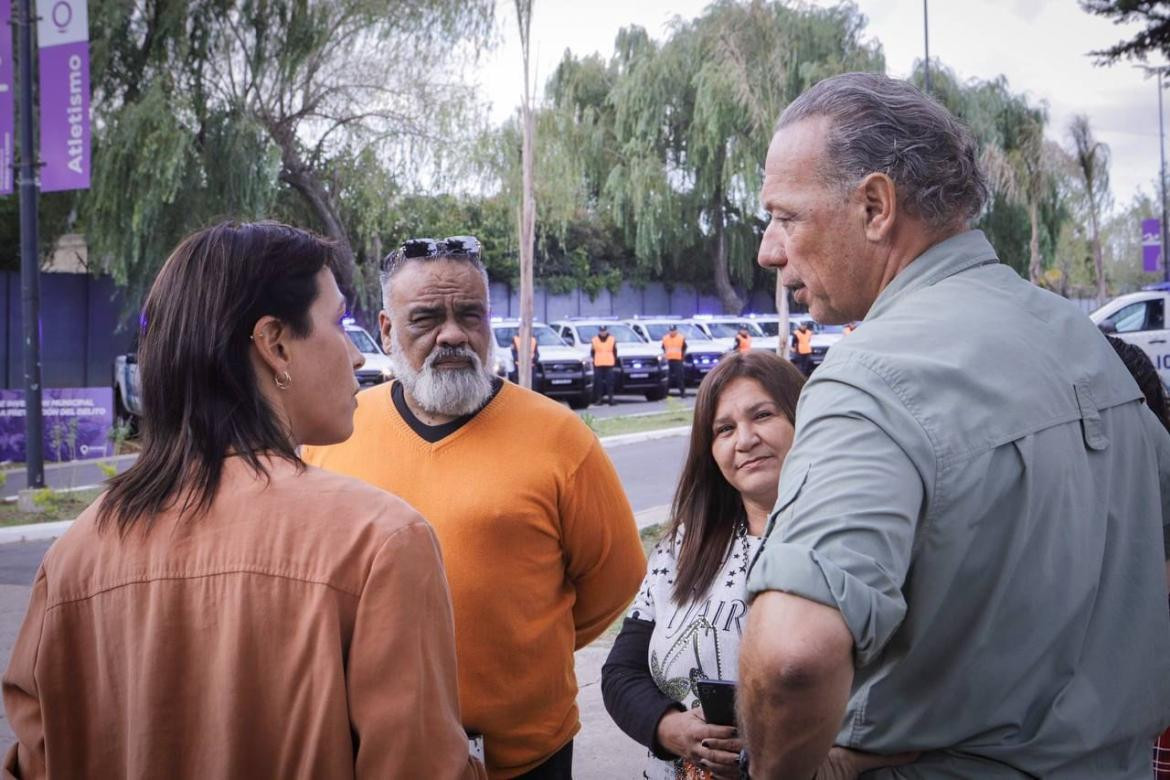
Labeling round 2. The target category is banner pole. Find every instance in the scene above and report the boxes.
[17,0,43,488]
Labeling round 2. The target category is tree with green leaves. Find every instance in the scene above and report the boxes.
[85,0,494,305]
[1081,1,1170,63]
[913,64,1068,284]
[1068,114,1112,302]
[605,0,884,313]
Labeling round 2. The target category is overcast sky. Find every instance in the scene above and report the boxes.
[475,0,1162,215]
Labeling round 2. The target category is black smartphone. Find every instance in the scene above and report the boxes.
[695,679,737,727]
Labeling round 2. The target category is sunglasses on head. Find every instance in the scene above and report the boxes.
[397,235,481,260]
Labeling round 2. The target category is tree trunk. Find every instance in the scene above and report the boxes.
[775,273,790,359]
[1027,201,1043,286]
[279,162,358,300]
[1088,203,1106,304]
[516,0,536,390]
[711,178,743,314]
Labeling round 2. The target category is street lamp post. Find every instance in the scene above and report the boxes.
[16,0,44,489]
[1160,69,1169,283]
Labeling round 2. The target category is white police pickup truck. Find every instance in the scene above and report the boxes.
[113,320,393,430]
[1091,285,1170,385]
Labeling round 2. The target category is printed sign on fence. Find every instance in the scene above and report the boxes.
[1143,217,1162,274]
[0,387,113,462]
[36,0,89,192]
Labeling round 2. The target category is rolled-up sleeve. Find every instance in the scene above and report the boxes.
[747,361,934,667]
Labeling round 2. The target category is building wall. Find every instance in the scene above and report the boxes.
[486,281,780,321]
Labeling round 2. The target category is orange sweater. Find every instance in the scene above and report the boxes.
[303,382,645,778]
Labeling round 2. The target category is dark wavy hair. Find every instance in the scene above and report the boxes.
[97,221,339,534]
[667,351,805,603]
[1108,336,1170,433]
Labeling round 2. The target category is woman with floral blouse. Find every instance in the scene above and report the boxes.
[602,351,804,779]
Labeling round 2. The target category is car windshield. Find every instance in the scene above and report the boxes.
[576,324,644,343]
[492,325,566,348]
[819,324,846,334]
[643,322,707,340]
[704,322,741,339]
[346,328,380,354]
[753,321,780,336]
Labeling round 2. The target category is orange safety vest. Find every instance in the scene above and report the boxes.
[592,335,616,367]
[512,334,536,358]
[794,328,813,355]
[662,331,686,361]
[735,333,752,353]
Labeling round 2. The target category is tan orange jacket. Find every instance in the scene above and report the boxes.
[2,458,483,780]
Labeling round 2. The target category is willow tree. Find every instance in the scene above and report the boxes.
[606,0,883,313]
[85,0,494,304]
[915,64,1067,284]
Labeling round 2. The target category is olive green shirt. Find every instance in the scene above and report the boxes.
[748,230,1170,778]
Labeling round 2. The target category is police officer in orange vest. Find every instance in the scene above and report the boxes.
[591,324,618,405]
[792,321,814,376]
[734,326,752,354]
[661,323,688,398]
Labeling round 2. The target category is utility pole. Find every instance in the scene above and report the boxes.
[1160,68,1169,282]
[923,0,931,94]
[16,0,43,488]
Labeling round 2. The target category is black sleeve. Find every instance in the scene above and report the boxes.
[601,617,686,761]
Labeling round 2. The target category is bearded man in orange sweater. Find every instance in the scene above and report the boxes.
[302,236,645,779]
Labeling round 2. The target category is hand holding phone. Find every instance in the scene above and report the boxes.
[695,679,737,727]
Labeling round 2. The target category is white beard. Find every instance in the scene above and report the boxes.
[388,337,495,417]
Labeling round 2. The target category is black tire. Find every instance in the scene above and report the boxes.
[568,393,591,410]
[644,387,667,402]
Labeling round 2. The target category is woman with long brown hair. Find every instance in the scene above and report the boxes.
[601,350,804,779]
[2,222,484,779]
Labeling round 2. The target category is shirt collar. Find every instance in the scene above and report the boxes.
[865,229,999,321]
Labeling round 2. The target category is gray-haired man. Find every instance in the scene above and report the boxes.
[737,72,1170,778]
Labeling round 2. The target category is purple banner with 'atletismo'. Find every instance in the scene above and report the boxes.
[0,387,113,462]
[37,0,89,192]
[0,0,13,195]
[1143,217,1162,274]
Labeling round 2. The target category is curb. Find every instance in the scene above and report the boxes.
[0,519,74,545]
[598,425,691,449]
[633,504,670,531]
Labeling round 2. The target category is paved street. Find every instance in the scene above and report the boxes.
[0,432,688,775]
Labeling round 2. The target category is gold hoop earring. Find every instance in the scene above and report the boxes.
[274,370,293,390]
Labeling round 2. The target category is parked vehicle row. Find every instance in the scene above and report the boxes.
[113,313,846,427]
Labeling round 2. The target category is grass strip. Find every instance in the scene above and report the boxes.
[586,409,692,438]
[0,487,103,527]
